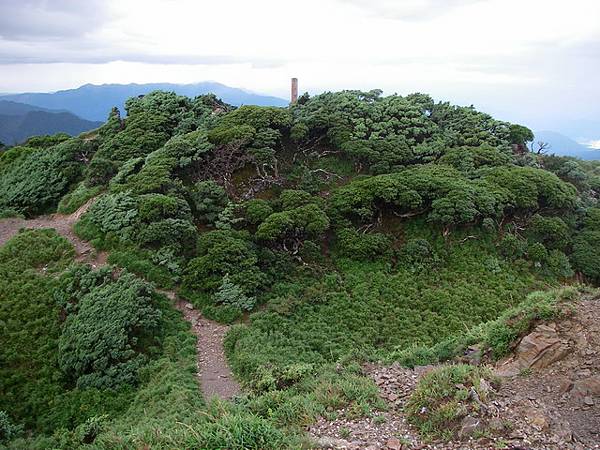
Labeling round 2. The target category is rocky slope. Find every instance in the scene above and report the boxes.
[310,293,600,450]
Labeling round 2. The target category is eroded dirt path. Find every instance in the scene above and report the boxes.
[0,199,107,267]
[0,203,241,401]
[160,290,242,400]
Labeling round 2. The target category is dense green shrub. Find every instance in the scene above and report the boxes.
[0,231,133,435]
[183,230,266,295]
[23,133,71,149]
[0,145,37,171]
[214,274,257,311]
[526,214,571,250]
[137,193,191,222]
[498,233,527,260]
[330,164,577,229]
[208,106,291,145]
[482,165,577,211]
[430,102,511,147]
[58,270,162,389]
[245,199,274,225]
[86,192,138,236]
[437,145,513,174]
[191,180,228,223]
[107,249,177,288]
[0,138,95,216]
[335,228,392,260]
[544,250,574,279]
[256,203,330,244]
[572,230,600,282]
[399,238,439,269]
[81,191,196,262]
[0,411,23,443]
[0,208,24,219]
[584,207,600,230]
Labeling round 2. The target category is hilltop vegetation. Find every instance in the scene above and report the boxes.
[0,89,599,448]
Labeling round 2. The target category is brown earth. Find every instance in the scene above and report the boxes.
[310,295,600,450]
[160,290,241,400]
[0,199,107,266]
[0,203,241,401]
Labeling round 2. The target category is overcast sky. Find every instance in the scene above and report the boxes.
[0,0,599,138]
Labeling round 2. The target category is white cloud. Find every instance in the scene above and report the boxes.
[0,0,599,132]
[581,140,600,150]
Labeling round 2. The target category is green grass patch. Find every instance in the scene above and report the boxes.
[391,285,581,366]
[57,182,103,215]
[405,364,498,440]
[227,236,537,388]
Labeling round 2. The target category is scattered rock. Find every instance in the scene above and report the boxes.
[583,396,594,406]
[496,324,570,377]
[571,375,600,399]
[459,415,482,437]
[314,436,352,449]
[524,408,548,431]
[413,365,435,376]
[463,346,482,365]
[386,437,402,449]
[184,302,194,310]
[479,378,493,395]
[488,417,505,433]
[558,379,573,393]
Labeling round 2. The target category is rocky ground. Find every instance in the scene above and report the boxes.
[309,295,600,450]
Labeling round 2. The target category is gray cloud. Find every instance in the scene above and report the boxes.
[343,0,487,20]
[0,39,284,67]
[0,0,285,67]
[0,0,109,40]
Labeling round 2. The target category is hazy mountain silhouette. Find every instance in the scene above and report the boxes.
[0,82,288,122]
[0,101,102,145]
[534,130,600,160]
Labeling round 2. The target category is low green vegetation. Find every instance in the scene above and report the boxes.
[406,364,498,439]
[1,88,599,447]
[57,182,103,214]
[391,286,581,367]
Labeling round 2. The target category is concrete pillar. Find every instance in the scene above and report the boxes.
[291,77,298,104]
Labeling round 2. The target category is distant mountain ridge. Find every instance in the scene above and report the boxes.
[0,100,102,145]
[534,130,600,160]
[0,82,288,122]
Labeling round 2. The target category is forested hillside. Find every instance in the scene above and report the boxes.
[0,100,102,145]
[1,89,599,449]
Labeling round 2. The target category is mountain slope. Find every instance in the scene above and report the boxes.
[0,100,65,116]
[535,130,600,160]
[0,82,288,122]
[1,89,599,449]
[0,109,102,145]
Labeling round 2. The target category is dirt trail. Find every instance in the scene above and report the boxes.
[0,199,107,266]
[160,290,241,400]
[0,203,241,401]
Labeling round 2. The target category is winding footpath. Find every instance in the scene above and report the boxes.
[0,201,241,400]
